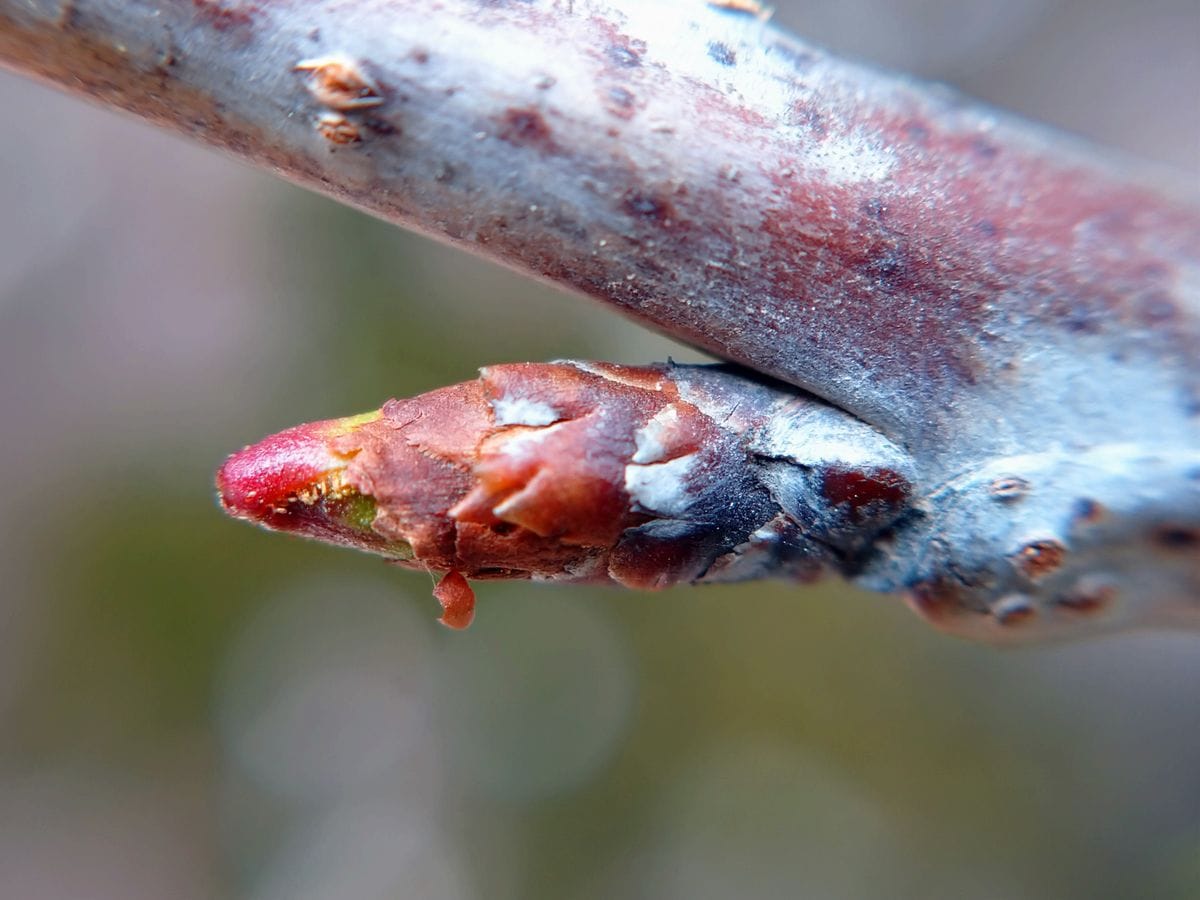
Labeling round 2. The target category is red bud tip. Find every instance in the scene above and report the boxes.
[217,419,348,517]
[216,412,400,554]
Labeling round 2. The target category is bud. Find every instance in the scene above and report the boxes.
[217,362,916,628]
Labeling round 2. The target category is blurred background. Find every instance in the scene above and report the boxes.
[1,1,1198,897]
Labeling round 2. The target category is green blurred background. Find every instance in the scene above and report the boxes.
[0,2,1197,898]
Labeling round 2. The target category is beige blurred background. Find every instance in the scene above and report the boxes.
[0,1,1197,898]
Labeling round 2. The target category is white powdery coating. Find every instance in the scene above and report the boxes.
[490,394,562,427]
[624,452,699,517]
[808,131,896,186]
[631,405,682,464]
[615,1,795,115]
[488,420,568,460]
[754,400,911,472]
[612,2,894,186]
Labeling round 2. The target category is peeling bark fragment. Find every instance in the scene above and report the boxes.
[295,56,384,111]
[316,112,362,145]
[192,0,258,34]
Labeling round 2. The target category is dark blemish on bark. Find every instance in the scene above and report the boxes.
[862,198,887,221]
[1186,397,1200,418]
[622,190,675,225]
[606,38,645,68]
[790,103,827,138]
[474,214,513,246]
[972,137,999,160]
[821,468,909,524]
[1071,498,1105,524]
[363,116,397,136]
[546,209,590,244]
[768,40,817,71]
[864,247,911,289]
[1062,308,1101,334]
[707,41,737,66]
[1153,526,1200,551]
[1135,290,1177,324]
[475,217,508,243]
[904,121,931,144]
[192,0,257,31]
[1013,539,1066,579]
[605,86,637,119]
[412,48,430,65]
[497,107,557,152]
[989,476,1029,502]
[975,219,998,237]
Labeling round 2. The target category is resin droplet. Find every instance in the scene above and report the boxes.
[434,571,476,630]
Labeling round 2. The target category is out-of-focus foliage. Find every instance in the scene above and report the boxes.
[0,2,1197,898]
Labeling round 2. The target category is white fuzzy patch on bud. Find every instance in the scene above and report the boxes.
[624,452,700,517]
[631,405,683,464]
[491,395,563,427]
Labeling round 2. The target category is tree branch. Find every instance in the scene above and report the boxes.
[2,1,1197,639]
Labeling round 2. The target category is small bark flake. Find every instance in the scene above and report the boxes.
[295,55,384,110]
